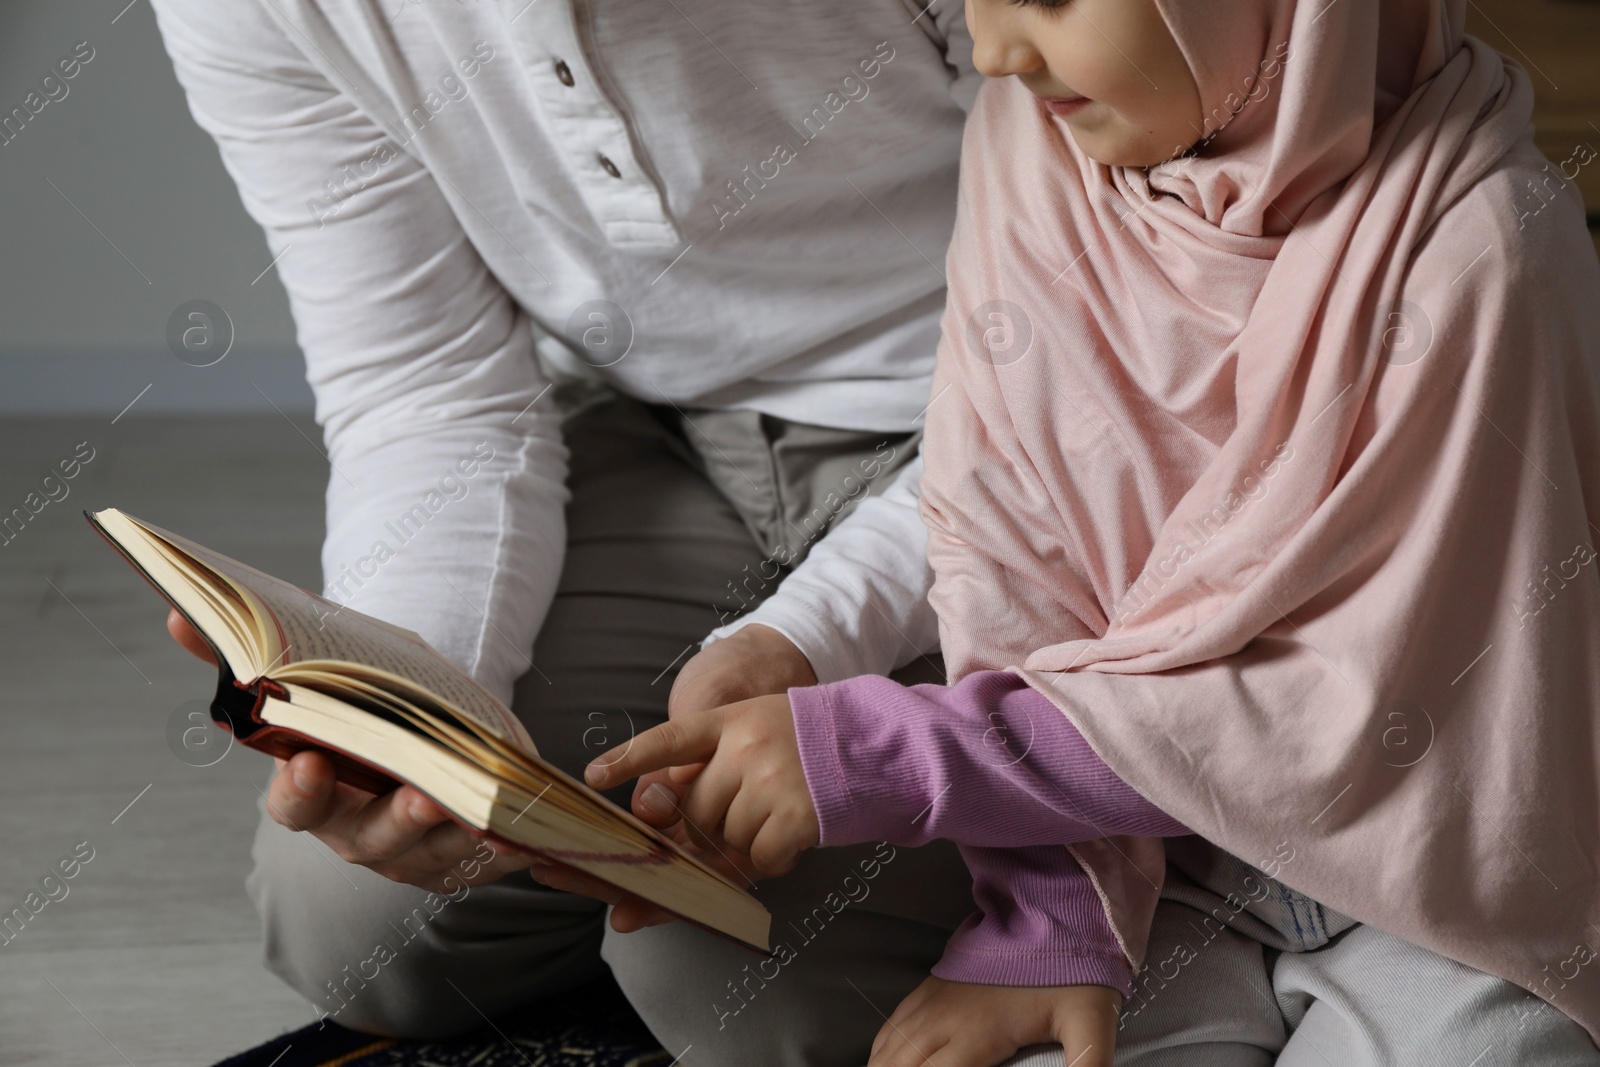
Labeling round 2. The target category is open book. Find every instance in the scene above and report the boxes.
[86,508,770,951]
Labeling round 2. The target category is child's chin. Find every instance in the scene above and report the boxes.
[1083,142,1168,169]
[1070,118,1188,170]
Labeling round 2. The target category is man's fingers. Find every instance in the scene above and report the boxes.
[526,857,628,904]
[463,842,538,884]
[265,752,540,893]
[350,799,492,876]
[401,832,535,893]
[586,714,722,790]
[345,787,462,866]
[609,897,679,932]
[264,750,345,831]
[631,771,682,826]
[266,751,460,869]
[166,608,217,665]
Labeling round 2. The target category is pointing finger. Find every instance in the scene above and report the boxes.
[585,713,723,790]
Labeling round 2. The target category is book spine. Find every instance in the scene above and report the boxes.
[210,666,400,795]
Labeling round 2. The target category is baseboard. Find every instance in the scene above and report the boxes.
[0,345,314,417]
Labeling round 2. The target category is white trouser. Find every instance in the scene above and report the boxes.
[1003,840,1597,1066]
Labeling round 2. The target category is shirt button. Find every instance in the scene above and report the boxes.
[598,154,621,179]
[554,59,574,87]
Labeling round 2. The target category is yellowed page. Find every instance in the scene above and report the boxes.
[282,668,553,794]
[123,513,536,753]
[91,509,260,674]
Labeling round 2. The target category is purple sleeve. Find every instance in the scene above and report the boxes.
[933,844,1135,996]
[787,670,1188,849]
[788,670,1190,997]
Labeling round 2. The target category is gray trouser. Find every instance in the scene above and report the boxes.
[245,395,1598,1065]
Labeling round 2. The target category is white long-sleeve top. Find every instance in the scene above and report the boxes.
[149,0,977,705]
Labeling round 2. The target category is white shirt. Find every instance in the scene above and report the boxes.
[149,0,977,704]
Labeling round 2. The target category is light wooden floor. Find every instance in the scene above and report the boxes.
[0,417,324,1066]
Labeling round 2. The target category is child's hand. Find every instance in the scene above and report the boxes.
[584,694,820,876]
[870,977,1120,1067]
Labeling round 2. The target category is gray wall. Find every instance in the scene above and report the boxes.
[0,0,312,415]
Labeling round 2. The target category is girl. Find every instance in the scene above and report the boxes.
[588,0,1600,1063]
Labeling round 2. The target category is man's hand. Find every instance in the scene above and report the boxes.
[166,609,558,896]
[870,977,1121,1067]
[268,747,679,927]
[263,749,544,891]
[169,609,537,889]
[669,622,819,715]
[167,607,219,664]
[585,693,820,877]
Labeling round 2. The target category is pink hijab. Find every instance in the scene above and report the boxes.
[923,0,1600,1041]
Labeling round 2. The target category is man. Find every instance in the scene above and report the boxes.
[151,1,979,1063]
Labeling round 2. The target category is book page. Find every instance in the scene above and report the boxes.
[89,509,262,675]
[283,667,552,792]
[131,516,535,752]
